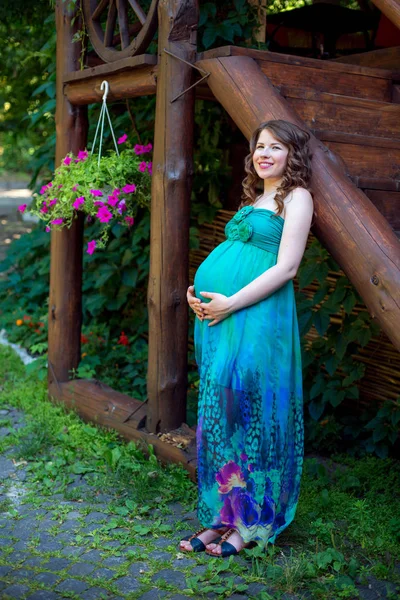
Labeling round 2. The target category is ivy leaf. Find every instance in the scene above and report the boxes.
[298,262,316,289]
[310,373,325,399]
[298,311,313,336]
[324,353,341,376]
[309,400,325,421]
[315,261,330,284]
[203,24,219,48]
[313,309,331,336]
[313,282,329,305]
[122,269,138,288]
[343,292,357,314]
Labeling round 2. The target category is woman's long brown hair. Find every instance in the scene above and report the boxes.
[241,120,313,217]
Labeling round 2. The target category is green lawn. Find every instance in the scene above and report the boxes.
[0,344,399,600]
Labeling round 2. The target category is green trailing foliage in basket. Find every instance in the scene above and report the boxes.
[22,141,152,254]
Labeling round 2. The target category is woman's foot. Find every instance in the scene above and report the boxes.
[179,527,228,552]
[206,528,250,556]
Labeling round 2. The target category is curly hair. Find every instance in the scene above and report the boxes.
[241,120,313,217]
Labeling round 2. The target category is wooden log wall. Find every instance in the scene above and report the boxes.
[196,54,400,351]
[48,0,88,386]
[146,0,199,433]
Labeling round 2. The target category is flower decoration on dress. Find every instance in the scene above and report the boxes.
[216,461,247,494]
[225,219,253,242]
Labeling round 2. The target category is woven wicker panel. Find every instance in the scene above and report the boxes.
[189,210,400,406]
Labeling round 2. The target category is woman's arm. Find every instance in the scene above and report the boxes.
[201,188,314,326]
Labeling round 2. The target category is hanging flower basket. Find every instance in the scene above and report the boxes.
[26,140,153,255]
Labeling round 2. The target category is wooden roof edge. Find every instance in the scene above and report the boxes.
[197,45,396,80]
[63,54,158,84]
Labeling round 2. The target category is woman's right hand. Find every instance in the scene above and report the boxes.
[187,285,204,321]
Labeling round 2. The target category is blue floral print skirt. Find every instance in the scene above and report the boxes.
[193,206,304,548]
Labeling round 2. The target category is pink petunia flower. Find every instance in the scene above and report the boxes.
[107,195,119,207]
[147,161,152,175]
[125,216,134,227]
[94,200,105,207]
[63,156,72,166]
[96,206,113,223]
[51,218,63,225]
[144,143,152,153]
[90,189,103,197]
[87,240,96,255]
[138,161,147,173]
[118,133,128,144]
[76,150,88,162]
[45,226,51,232]
[18,204,27,213]
[73,196,85,210]
[40,204,48,214]
[134,144,144,155]
[122,184,136,193]
[72,185,79,191]
[48,198,58,207]
[39,185,48,195]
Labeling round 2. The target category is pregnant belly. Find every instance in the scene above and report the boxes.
[194,240,274,303]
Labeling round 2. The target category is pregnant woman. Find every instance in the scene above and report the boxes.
[180,119,314,557]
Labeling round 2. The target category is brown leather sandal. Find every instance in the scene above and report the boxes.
[179,526,227,553]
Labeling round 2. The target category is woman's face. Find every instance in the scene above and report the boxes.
[252,129,289,182]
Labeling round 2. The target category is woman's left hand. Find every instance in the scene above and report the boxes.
[199,292,233,327]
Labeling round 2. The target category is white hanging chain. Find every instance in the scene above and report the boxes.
[91,80,119,167]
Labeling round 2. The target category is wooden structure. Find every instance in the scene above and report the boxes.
[50,0,400,477]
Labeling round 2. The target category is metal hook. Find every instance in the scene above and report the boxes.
[100,80,109,102]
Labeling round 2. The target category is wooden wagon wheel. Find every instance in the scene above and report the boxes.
[83,0,159,63]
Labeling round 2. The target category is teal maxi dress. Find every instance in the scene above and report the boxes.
[193,205,304,548]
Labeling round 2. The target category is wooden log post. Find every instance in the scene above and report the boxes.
[196,55,400,351]
[371,0,400,31]
[147,0,199,433]
[48,0,88,387]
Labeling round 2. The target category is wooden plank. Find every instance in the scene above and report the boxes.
[363,190,400,230]
[314,130,400,149]
[324,140,400,179]
[259,60,392,102]
[196,55,400,350]
[49,381,197,480]
[64,65,157,105]
[281,88,400,140]
[63,54,157,82]
[333,46,400,70]
[198,45,394,79]
[49,0,88,385]
[147,0,199,434]
[353,177,400,191]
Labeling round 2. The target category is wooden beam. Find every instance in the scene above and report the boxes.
[49,380,197,479]
[64,55,157,105]
[49,1,88,385]
[196,55,400,351]
[370,0,400,31]
[146,0,199,433]
[333,46,400,70]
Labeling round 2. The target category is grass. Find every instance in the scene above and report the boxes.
[0,344,399,599]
